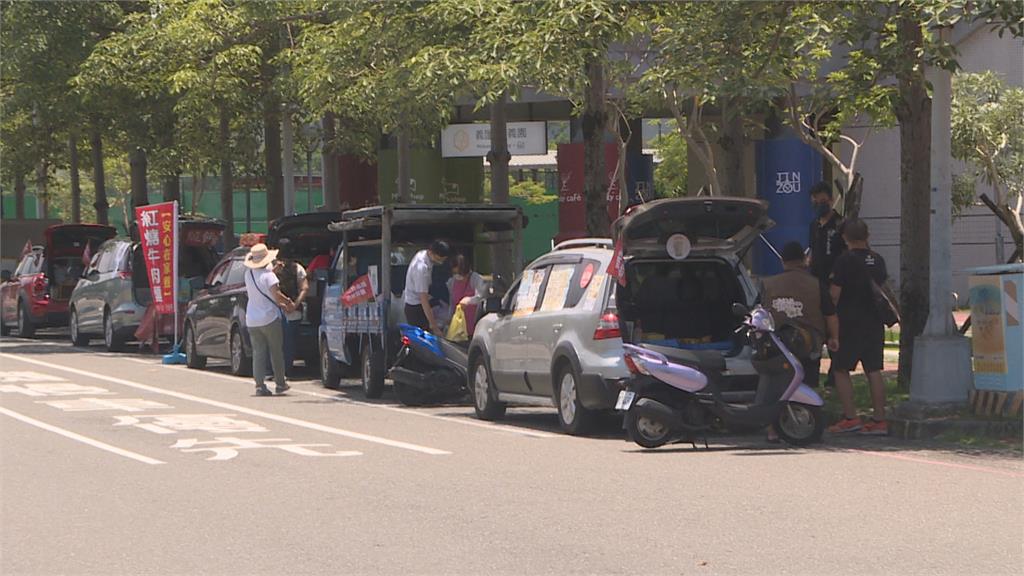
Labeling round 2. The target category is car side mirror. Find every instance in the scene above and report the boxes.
[732,302,750,318]
[0,270,11,282]
[482,296,504,316]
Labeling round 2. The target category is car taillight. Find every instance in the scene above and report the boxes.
[31,275,49,298]
[593,311,621,340]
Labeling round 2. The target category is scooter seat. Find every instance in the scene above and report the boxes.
[639,343,727,377]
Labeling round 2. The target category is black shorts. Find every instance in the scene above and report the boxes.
[832,317,885,373]
[404,304,430,331]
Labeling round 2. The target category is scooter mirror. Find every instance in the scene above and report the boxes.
[731,302,750,318]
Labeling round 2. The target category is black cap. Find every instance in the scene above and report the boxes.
[781,241,805,263]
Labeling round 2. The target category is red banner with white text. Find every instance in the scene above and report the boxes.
[341,274,375,307]
[135,202,177,315]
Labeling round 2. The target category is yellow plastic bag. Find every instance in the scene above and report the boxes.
[446,305,469,342]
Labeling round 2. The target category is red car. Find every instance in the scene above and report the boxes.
[1,224,117,337]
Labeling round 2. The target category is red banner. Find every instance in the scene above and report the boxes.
[182,226,222,248]
[607,238,626,286]
[341,274,374,307]
[135,202,177,315]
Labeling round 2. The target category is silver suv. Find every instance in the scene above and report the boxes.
[468,239,628,435]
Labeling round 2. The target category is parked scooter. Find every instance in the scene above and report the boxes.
[616,304,826,448]
[388,324,469,406]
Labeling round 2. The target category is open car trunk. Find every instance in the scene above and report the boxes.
[45,225,116,302]
[618,258,745,349]
[132,244,220,307]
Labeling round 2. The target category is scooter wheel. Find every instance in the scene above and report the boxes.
[625,411,672,449]
[773,403,825,446]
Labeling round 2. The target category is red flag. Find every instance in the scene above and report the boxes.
[341,274,375,307]
[135,202,178,315]
[81,241,92,267]
[21,239,32,257]
[607,239,626,286]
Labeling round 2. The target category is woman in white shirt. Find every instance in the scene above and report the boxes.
[243,243,295,396]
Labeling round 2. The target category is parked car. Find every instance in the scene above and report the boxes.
[69,218,225,351]
[182,212,343,374]
[1,224,116,337]
[468,238,630,434]
[320,204,525,397]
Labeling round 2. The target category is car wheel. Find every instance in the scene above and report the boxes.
[17,301,36,338]
[773,403,825,446]
[229,327,251,376]
[103,309,124,352]
[470,354,506,421]
[625,410,672,449]
[320,337,342,389]
[70,308,89,346]
[184,324,207,369]
[556,362,596,435]
[360,339,385,399]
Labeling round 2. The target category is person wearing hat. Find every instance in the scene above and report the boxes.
[243,243,295,396]
[758,240,839,441]
[403,239,451,334]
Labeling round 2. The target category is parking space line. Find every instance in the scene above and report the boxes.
[0,353,451,456]
[0,405,165,465]
[166,366,560,439]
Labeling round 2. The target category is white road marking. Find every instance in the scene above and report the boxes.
[173,366,559,439]
[0,405,165,465]
[292,388,561,439]
[0,353,450,456]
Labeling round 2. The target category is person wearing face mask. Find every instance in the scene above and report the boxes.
[808,182,847,287]
[403,240,451,334]
[446,253,487,336]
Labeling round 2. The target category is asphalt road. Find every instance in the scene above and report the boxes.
[1,332,1021,576]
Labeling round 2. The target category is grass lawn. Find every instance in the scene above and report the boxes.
[821,373,908,419]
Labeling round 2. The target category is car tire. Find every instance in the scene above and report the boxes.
[555,361,597,436]
[360,339,385,399]
[103,309,124,352]
[320,337,342,389]
[470,353,506,421]
[229,326,251,376]
[184,324,207,369]
[625,410,672,449]
[17,301,36,338]
[773,403,825,446]
[69,308,89,346]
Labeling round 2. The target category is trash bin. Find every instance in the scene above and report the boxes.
[967,264,1023,392]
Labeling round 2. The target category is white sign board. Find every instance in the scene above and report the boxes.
[441,121,547,158]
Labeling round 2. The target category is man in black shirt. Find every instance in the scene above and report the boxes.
[827,219,889,436]
[809,182,847,285]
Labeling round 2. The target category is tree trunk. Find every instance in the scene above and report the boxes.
[582,58,609,236]
[489,93,510,204]
[191,168,204,215]
[321,112,340,211]
[263,102,284,222]
[719,97,746,196]
[219,105,236,249]
[69,135,82,223]
[894,11,931,388]
[14,172,26,219]
[282,108,295,215]
[842,173,864,220]
[35,161,48,218]
[396,129,411,203]
[129,147,149,209]
[162,174,180,203]
[90,127,109,225]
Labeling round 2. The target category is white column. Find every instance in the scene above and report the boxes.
[909,26,973,405]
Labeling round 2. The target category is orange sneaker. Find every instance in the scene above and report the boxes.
[828,417,863,434]
[858,419,889,436]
